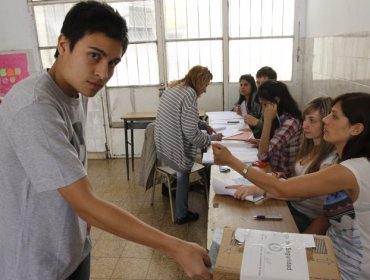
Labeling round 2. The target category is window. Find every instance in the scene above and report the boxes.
[228,0,295,82]
[163,0,223,82]
[31,0,159,86]
[30,0,296,85]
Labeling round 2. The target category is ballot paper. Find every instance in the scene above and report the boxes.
[234,229,315,280]
[212,177,264,202]
[202,140,258,164]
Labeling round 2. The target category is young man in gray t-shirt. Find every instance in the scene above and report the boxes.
[0,2,212,280]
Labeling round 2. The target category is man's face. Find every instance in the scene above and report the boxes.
[256,76,269,89]
[56,32,123,98]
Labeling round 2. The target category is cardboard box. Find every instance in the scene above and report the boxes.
[214,228,341,280]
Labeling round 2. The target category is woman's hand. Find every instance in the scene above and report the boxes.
[247,138,260,146]
[226,185,265,200]
[211,143,232,165]
[209,132,223,141]
[207,127,217,135]
[244,114,258,126]
[233,105,241,115]
[263,103,277,122]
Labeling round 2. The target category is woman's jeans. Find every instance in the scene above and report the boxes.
[175,170,191,219]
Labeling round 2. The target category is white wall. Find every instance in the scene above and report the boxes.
[305,0,370,37]
[301,0,370,105]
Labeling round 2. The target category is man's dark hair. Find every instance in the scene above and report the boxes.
[54,1,128,58]
[256,66,277,80]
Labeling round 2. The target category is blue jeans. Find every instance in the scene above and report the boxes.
[175,170,190,219]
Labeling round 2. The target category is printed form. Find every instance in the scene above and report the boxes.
[234,229,315,280]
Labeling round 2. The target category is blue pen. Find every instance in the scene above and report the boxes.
[253,215,282,220]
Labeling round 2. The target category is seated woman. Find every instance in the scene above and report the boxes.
[256,81,302,177]
[232,74,261,136]
[212,92,370,280]
[227,97,336,232]
[155,65,222,225]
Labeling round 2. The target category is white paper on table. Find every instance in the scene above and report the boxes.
[207,111,242,120]
[235,229,314,280]
[221,129,243,138]
[212,125,226,132]
[212,177,264,202]
[203,140,258,164]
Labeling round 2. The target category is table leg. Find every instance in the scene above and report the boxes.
[124,120,130,180]
[131,126,134,172]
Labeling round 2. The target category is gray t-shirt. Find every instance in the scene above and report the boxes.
[0,70,91,279]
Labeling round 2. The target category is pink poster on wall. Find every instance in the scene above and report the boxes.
[0,53,29,95]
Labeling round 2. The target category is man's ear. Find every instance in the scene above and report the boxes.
[351,123,364,136]
[56,34,70,56]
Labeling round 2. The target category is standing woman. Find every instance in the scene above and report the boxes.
[212,92,370,280]
[155,65,222,225]
[256,80,302,177]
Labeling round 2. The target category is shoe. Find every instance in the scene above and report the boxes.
[175,211,199,225]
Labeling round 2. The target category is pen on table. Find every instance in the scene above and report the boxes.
[227,120,239,124]
[253,215,283,220]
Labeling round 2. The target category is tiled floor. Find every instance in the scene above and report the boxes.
[88,158,209,280]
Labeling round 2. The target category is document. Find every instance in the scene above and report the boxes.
[203,140,258,164]
[234,229,314,280]
[212,177,264,202]
[206,111,242,121]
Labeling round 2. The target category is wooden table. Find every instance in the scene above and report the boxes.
[207,165,298,249]
[121,112,157,180]
[121,110,205,180]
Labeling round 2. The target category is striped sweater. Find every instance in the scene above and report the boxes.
[155,86,211,172]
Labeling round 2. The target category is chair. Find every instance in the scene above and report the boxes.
[140,123,209,223]
[152,162,209,223]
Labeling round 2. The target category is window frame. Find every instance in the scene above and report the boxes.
[28,0,299,88]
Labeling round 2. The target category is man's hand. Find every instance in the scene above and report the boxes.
[172,241,213,279]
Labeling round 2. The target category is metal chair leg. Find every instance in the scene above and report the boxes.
[165,174,175,223]
[151,171,157,206]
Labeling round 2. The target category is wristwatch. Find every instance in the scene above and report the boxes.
[242,163,251,176]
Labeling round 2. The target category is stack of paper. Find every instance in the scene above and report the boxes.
[203,140,258,164]
[212,177,264,202]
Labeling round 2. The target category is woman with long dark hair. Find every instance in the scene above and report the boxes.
[255,80,302,177]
